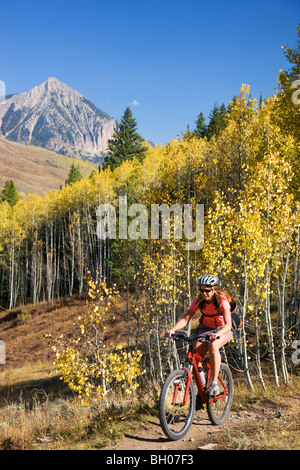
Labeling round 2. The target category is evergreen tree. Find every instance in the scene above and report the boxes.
[104,107,147,170]
[271,25,300,199]
[206,103,227,140]
[65,162,82,186]
[1,180,21,207]
[273,25,300,143]
[194,112,207,138]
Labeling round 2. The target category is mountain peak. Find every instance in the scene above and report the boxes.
[0,78,118,163]
[45,76,62,84]
[42,76,72,91]
[34,77,75,98]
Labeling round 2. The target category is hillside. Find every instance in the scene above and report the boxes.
[0,295,128,368]
[0,137,94,196]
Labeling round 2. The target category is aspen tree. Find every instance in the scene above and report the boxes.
[49,269,143,405]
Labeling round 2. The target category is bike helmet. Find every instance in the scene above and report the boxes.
[197,274,219,287]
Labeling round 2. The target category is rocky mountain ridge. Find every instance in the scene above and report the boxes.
[0,77,118,163]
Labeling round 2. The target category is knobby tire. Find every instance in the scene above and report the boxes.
[206,363,234,425]
[159,369,195,441]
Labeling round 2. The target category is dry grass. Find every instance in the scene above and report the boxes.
[0,295,299,450]
[1,361,299,450]
[220,377,300,450]
[0,296,85,367]
[0,137,93,196]
[0,294,133,368]
[0,361,154,450]
[0,294,142,449]
[0,362,79,449]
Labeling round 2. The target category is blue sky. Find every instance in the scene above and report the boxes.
[0,0,299,144]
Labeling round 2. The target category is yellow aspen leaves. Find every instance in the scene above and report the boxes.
[48,268,143,406]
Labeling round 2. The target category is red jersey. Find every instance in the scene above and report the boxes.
[189,293,231,329]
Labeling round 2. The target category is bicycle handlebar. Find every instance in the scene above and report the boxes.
[170,332,220,343]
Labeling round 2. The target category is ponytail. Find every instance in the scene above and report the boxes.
[213,289,230,309]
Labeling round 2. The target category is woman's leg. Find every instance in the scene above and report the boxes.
[209,335,229,381]
[194,340,209,366]
[194,340,209,409]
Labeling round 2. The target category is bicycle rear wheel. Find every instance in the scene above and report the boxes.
[159,369,195,440]
[207,363,233,425]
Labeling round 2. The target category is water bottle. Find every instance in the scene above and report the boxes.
[198,366,206,386]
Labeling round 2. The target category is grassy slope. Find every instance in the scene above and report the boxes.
[0,137,94,196]
[0,295,128,369]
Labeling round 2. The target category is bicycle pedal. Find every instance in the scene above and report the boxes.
[205,390,217,400]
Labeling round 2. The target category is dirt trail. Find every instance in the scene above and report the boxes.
[103,407,263,451]
[104,394,300,451]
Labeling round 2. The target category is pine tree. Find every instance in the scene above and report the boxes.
[273,25,300,143]
[194,112,207,138]
[104,107,147,170]
[271,25,300,199]
[1,180,21,207]
[206,103,227,140]
[65,162,82,186]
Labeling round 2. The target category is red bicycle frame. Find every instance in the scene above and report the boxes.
[173,367,192,406]
[178,343,228,406]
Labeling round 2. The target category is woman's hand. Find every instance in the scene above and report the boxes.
[209,332,219,342]
[165,329,175,338]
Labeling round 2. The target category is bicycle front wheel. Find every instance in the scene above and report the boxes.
[159,369,195,440]
[207,363,233,425]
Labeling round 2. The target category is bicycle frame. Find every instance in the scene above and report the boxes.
[180,342,228,406]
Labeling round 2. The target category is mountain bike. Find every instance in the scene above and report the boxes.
[159,332,234,440]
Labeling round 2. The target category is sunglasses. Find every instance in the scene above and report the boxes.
[200,288,212,293]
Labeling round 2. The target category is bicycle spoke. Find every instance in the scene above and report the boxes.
[159,370,195,440]
[207,363,233,425]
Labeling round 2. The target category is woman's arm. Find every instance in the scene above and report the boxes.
[165,308,196,337]
[210,303,232,341]
[219,308,232,335]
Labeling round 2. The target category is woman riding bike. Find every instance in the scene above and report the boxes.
[165,274,233,399]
